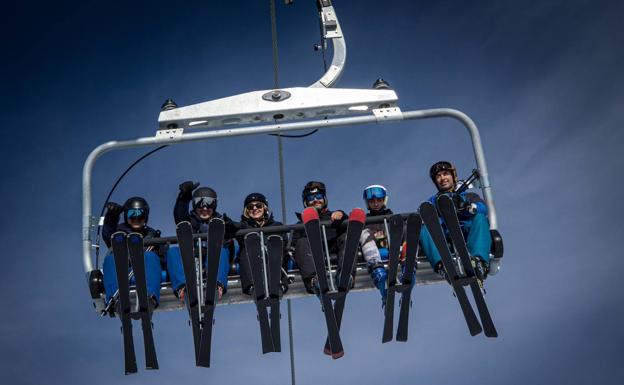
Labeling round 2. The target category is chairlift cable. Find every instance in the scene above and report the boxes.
[268,1,296,384]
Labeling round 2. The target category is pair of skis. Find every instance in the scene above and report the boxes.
[302,207,366,359]
[382,213,421,343]
[111,232,159,375]
[175,219,225,368]
[420,195,497,337]
[243,233,284,353]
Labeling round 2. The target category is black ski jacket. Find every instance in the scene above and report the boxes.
[292,207,348,245]
[237,213,288,254]
[102,212,167,266]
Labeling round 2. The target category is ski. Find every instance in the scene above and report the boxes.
[419,201,483,336]
[244,232,275,354]
[126,233,159,370]
[197,218,225,367]
[396,213,421,342]
[437,194,498,337]
[382,214,405,343]
[175,221,202,365]
[267,234,284,352]
[302,207,344,359]
[323,208,365,355]
[111,232,138,374]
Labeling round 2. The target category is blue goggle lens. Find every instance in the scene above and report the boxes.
[364,187,386,200]
[126,208,145,219]
[305,193,325,202]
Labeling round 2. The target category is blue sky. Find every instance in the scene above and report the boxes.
[2,1,623,384]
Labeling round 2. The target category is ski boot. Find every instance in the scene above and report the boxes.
[370,265,388,304]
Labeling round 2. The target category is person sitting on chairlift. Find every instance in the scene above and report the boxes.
[236,192,289,296]
[102,197,165,309]
[166,182,238,302]
[419,161,491,281]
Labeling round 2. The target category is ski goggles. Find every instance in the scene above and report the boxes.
[363,187,386,200]
[193,196,216,209]
[246,202,265,210]
[126,208,146,219]
[305,192,325,202]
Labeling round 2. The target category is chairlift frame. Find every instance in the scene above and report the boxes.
[82,0,501,311]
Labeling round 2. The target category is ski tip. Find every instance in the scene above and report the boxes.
[437,194,452,205]
[176,221,192,229]
[209,217,225,225]
[349,208,366,223]
[331,350,345,360]
[302,207,319,223]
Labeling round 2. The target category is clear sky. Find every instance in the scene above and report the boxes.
[2,1,623,384]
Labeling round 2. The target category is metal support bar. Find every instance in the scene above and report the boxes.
[83,108,497,276]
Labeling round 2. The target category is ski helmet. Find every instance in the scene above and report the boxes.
[123,196,149,224]
[429,161,458,188]
[363,185,388,206]
[244,192,268,207]
[192,187,218,210]
[301,181,327,208]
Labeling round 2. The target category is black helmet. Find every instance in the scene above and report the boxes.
[429,161,458,187]
[123,196,149,224]
[301,181,327,208]
[192,187,218,210]
[244,192,268,207]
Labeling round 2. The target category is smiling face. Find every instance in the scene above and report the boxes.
[435,170,455,192]
[246,201,266,221]
[305,192,326,210]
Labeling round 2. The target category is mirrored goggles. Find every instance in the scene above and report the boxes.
[305,193,325,202]
[364,187,386,200]
[126,208,146,219]
[193,196,216,208]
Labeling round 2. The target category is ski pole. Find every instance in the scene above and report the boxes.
[101,270,135,316]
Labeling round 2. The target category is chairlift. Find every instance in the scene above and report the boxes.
[82,0,504,374]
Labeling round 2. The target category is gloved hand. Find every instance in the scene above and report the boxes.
[179,181,199,199]
[453,194,476,215]
[105,202,123,216]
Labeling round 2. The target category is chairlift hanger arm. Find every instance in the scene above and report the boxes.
[310,0,346,88]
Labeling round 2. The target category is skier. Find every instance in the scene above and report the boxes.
[420,161,491,280]
[102,197,164,308]
[293,181,387,301]
[166,181,238,302]
[236,192,288,295]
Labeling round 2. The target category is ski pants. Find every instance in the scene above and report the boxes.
[166,245,231,293]
[103,250,162,304]
[420,212,491,269]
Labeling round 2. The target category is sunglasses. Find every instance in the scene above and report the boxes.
[246,202,264,210]
[305,193,325,202]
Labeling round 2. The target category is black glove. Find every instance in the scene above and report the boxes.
[452,194,476,215]
[179,180,199,199]
[105,202,123,216]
